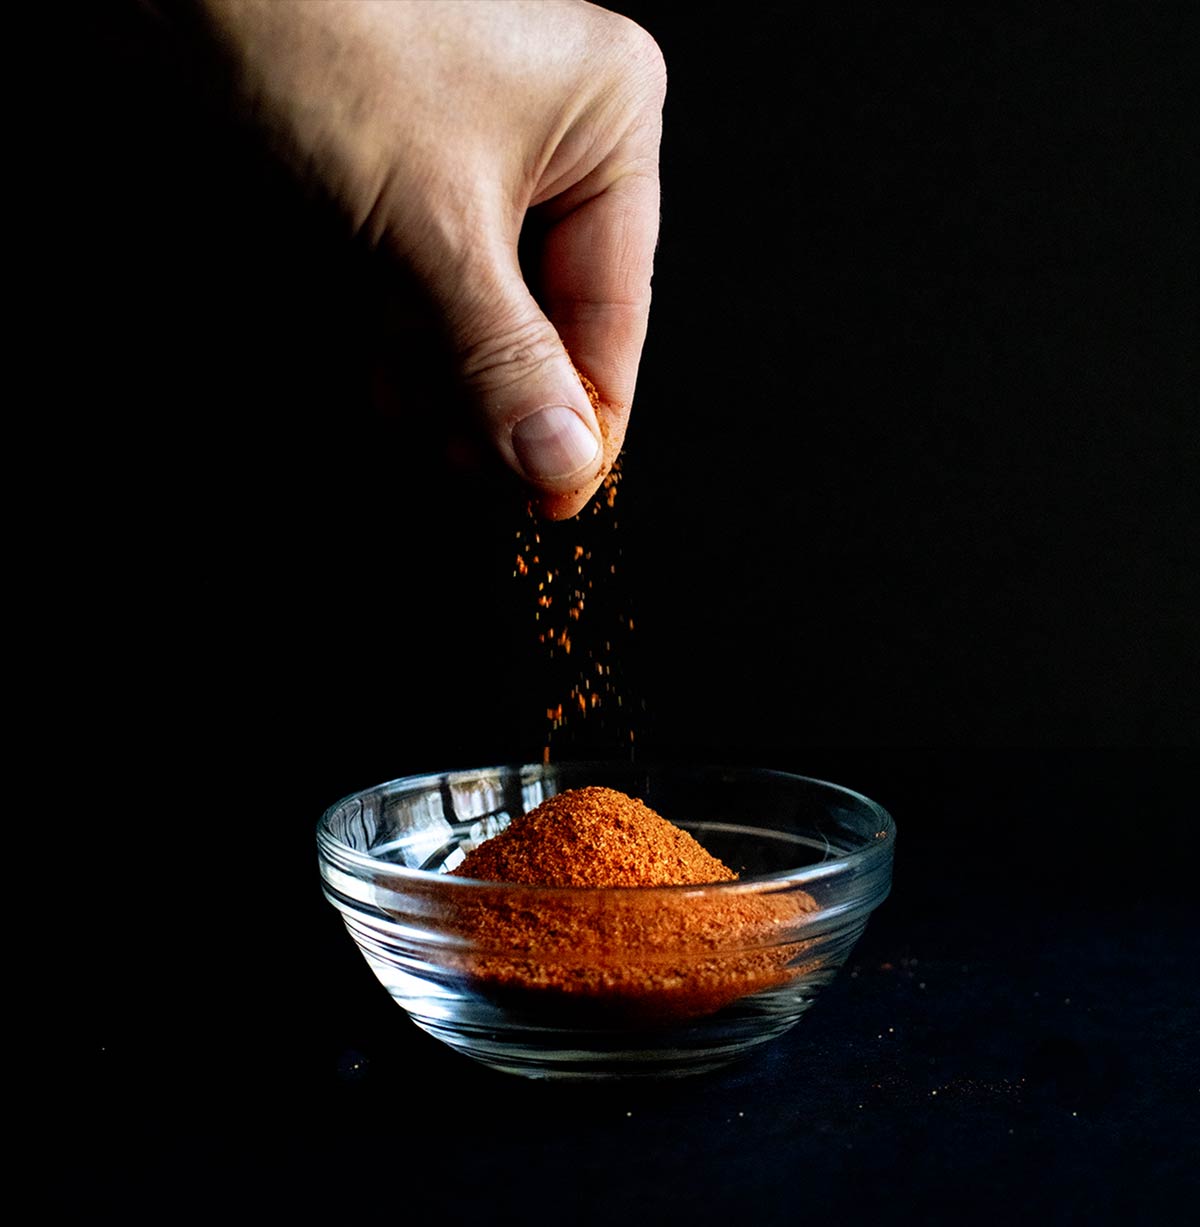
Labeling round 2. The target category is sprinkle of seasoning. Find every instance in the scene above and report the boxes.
[513,370,636,761]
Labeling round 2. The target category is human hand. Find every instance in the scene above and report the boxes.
[185,0,665,519]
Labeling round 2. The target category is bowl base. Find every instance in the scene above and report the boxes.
[410,1011,808,1080]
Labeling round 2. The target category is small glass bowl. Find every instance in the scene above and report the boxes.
[317,762,895,1080]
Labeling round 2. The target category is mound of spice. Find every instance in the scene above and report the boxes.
[439,786,819,1024]
[450,786,736,887]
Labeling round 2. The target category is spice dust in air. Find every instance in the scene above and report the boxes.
[514,452,641,764]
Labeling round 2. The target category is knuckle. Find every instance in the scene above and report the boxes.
[611,18,667,102]
[458,317,565,395]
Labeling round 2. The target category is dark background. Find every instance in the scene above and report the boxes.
[65,0,1197,771]
[54,3,1196,1221]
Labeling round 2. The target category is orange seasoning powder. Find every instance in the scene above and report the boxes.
[451,786,735,887]
[443,786,819,1024]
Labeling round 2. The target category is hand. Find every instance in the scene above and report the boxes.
[186,0,665,519]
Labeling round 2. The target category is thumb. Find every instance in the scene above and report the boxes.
[435,247,606,517]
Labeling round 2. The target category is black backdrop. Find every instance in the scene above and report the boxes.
[65,1,1196,780]
[54,4,1196,1220]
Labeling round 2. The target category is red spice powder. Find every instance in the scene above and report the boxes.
[440,786,819,1024]
[450,786,735,887]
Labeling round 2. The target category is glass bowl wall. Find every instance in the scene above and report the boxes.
[317,762,895,1079]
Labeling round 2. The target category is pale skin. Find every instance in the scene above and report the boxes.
[173,0,666,519]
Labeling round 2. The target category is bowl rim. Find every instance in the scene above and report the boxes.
[317,762,895,894]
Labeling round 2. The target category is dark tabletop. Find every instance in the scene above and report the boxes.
[72,753,1196,1224]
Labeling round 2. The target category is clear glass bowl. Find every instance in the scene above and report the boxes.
[317,763,895,1080]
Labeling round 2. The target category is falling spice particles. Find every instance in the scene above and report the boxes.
[514,371,638,761]
[440,787,820,1025]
